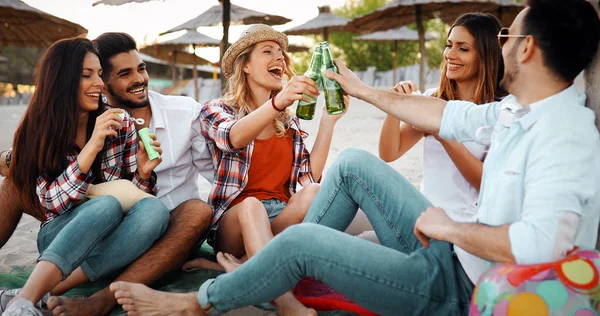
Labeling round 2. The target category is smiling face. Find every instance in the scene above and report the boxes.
[78,52,104,112]
[104,50,150,109]
[444,26,481,84]
[243,41,286,91]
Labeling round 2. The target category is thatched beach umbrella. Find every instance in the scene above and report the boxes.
[283,6,350,42]
[161,2,291,63]
[92,0,159,5]
[347,0,524,91]
[0,0,87,47]
[143,30,220,101]
[355,26,439,84]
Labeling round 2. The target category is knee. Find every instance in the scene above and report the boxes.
[302,183,320,202]
[172,199,213,233]
[275,223,320,252]
[238,197,267,222]
[134,198,170,237]
[86,196,123,219]
[334,148,375,172]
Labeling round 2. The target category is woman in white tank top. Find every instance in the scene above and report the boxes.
[356,13,507,242]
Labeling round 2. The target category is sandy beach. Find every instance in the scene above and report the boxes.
[0,95,424,314]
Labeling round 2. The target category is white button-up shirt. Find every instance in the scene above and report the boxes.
[440,85,600,283]
[148,91,214,211]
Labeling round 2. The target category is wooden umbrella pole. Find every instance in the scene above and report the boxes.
[220,0,231,93]
[415,5,428,92]
[171,50,177,85]
[192,44,199,101]
[323,27,329,42]
[393,40,398,84]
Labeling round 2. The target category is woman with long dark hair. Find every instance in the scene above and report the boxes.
[1,37,169,314]
[373,13,506,230]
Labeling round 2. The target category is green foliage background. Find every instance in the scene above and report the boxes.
[292,0,450,74]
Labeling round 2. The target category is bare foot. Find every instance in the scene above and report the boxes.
[215,252,241,273]
[275,293,318,316]
[110,281,205,316]
[182,258,225,272]
[47,294,114,316]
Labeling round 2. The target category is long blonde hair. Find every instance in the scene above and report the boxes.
[223,44,296,137]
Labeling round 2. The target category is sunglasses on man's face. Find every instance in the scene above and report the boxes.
[497,27,527,48]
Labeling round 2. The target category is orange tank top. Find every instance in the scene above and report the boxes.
[232,132,293,206]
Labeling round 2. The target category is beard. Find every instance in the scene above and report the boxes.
[107,82,150,109]
[500,43,520,93]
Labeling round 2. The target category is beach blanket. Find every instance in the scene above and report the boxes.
[0,242,361,315]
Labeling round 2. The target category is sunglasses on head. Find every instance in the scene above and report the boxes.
[497,27,527,48]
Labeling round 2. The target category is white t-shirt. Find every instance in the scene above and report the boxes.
[420,88,487,223]
[147,91,214,211]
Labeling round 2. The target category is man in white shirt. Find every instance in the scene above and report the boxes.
[0,32,215,315]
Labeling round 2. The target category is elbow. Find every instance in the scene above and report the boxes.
[378,150,393,162]
[378,147,399,162]
[509,223,558,265]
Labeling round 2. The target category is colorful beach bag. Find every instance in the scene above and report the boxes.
[469,248,600,316]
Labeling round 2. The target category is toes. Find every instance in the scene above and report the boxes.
[47,296,60,309]
[115,290,132,300]
[182,258,204,271]
[122,303,137,311]
[110,281,130,293]
[117,297,134,306]
[52,305,65,316]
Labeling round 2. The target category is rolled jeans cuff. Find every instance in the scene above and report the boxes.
[80,261,101,282]
[197,278,221,315]
[38,252,73,280]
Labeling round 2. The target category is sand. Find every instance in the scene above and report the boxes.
[0,95,424,314]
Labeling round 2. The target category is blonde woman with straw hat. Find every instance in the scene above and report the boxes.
[182,24,348,314]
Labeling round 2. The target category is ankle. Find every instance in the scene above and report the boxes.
[181,292,204,314]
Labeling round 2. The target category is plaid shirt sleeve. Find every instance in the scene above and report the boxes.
[200,100,239,153]
[294,118,316,186]
[120,115,158,195]
[36,160,94,215]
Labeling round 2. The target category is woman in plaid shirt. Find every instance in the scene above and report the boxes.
[1,38,170,313]
[183,25,348,314]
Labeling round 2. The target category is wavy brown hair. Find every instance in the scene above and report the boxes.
[435,13,507,104]
[9,37,103,220]
[223,44,295,137]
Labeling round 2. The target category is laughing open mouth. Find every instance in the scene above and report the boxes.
[128,85,146,95]
[268,66,283,79]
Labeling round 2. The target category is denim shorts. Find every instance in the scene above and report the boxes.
[207,198,287,247]
[261,198,287,222]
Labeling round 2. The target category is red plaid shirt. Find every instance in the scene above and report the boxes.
[38,114,158,226]
[200,99,315,227]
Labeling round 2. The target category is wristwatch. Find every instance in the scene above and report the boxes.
[6,149,11,168]
[1,149,12,169]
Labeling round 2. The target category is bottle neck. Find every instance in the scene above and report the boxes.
[308,53,322,70]
[321,47,335,68]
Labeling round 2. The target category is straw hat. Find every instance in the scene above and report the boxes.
[221,24,288,79]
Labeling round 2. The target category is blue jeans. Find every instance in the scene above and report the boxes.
[197,148,473,315]
[37,195,169,281]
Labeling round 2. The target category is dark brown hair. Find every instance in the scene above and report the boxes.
[9,37,103,219]
[435,13,507,104]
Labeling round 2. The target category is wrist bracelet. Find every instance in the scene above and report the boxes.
[271,93,284,112]
[1,149,12,169]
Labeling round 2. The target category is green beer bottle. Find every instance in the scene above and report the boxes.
[296,46,323,120]
[320,42,346,115]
